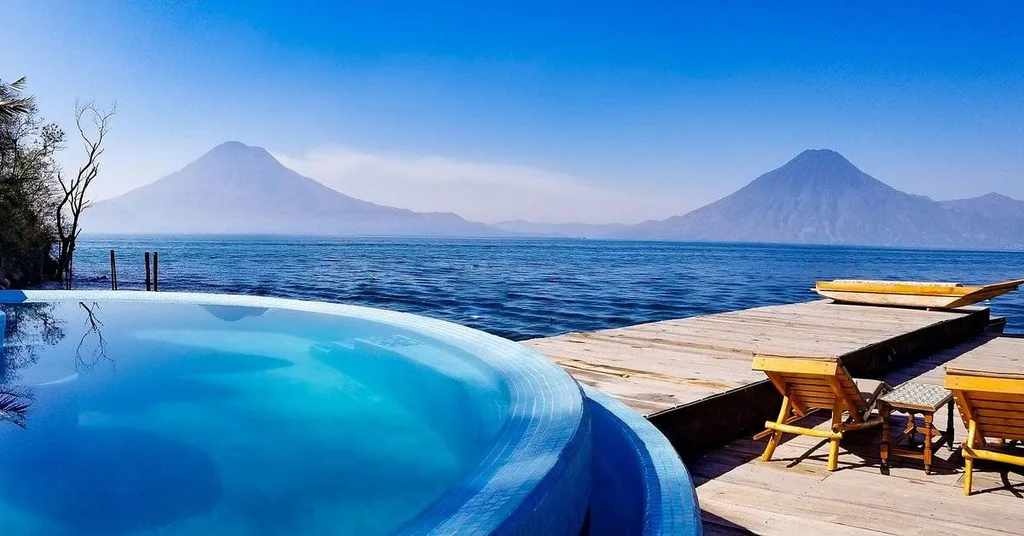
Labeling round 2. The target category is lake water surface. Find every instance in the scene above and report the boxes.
[71,236,1024,339]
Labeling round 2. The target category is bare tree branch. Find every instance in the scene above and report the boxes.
[54,100,116,286]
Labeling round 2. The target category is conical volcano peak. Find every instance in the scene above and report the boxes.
[212,140,249,151]
[786,148,856,170]
[202,141,275,161]
[182,141,285,182]
[752,148,879,191]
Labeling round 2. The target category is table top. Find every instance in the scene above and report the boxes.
[879,381,952,412]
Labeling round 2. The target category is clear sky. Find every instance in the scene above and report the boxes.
[3,1,1023,223]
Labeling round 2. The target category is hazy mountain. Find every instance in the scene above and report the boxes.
[492,220,628,238]
[85,143,1023,248]
[943,192,1024,221]
[85,142,504,236]
[619,149,1022,249]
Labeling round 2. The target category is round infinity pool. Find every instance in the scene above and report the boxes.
[0,292,588,535]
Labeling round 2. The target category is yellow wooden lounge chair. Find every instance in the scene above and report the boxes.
[754,355,891,471]
[945,343,1024,495]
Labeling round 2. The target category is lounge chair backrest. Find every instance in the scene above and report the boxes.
[946,372,1024,441]
[753,355,870,420]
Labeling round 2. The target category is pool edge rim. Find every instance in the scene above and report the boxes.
[583,385,703,535]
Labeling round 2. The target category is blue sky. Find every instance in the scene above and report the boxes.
[4,1,1023,223]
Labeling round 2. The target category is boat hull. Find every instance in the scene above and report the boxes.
[814,279,1024,309]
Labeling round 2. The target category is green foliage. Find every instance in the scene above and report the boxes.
[0,77,65,287]
[0,77,34,121]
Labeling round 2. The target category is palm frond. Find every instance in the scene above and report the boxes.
[1,76,34,120]
[0,392,30,428]
[0,97,34,120]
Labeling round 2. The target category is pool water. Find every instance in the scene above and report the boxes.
[0,300,508,535]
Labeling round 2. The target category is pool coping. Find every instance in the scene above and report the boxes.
[0,290,588,535]
[583,386,702,535]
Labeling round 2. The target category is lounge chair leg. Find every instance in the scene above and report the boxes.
[963,420,978,496]
[828,399,843,471]
[828,437,840,471]
[762,431,782,462]
[964,456,974,496]
[762,395,792,462]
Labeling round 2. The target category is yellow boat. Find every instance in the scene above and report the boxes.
[813,278,1024,309]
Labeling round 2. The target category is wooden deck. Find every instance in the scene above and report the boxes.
[696,335,1024,535]
[525,301,987,416]
[526,301,991,458]
[526,299,1020,534]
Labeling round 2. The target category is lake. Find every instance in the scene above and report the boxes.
[69,236,1024,340]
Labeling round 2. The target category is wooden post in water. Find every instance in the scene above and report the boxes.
[109,250,118,290]
[153,251,159,292]
[144,251,151,291]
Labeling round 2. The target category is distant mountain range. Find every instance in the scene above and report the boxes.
[622,149,1024,248]
[86,143,1024,249]
[85,142,503,236]
[943,192,1024,222]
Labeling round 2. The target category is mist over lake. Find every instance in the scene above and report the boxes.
[70,236,1024,339]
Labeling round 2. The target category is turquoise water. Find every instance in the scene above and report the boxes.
[70,237,1024,337]
[0,300,507,535]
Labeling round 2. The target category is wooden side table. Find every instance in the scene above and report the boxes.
[878,382,955,475]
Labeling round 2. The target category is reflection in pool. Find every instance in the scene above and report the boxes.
[0,300,507,535]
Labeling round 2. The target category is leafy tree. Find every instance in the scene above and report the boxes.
[0,77,64,287]
[0,77,113,288]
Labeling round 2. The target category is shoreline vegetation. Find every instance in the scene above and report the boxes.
[0,76,114,289]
